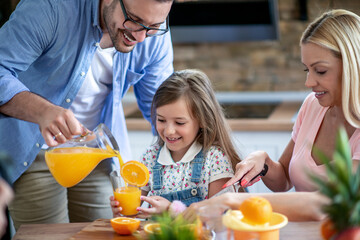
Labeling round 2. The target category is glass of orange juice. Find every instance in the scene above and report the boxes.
[110,170,141,216]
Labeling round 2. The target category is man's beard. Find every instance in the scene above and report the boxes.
[102,3,135,53]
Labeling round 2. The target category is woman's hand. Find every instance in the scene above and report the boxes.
[224,151,268,188]
[136,196,171,219]
[0,179,13,238]
[182,193,238,222]
[109,195,122,218]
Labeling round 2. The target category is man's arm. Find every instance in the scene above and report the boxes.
[0,91,83,146]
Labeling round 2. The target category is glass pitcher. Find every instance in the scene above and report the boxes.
[45,123,123,188]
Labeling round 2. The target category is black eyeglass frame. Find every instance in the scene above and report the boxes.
[119,0,169,37]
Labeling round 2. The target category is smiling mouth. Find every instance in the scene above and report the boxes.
[167,137,181,141]
[123,32,135,42]
[314,91,326,97]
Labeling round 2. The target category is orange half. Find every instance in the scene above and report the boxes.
[110,217,140,235]
[120,160,150,187]
[144,223,162,234]
[239,196,273,225]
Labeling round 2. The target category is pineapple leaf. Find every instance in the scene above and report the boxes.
[147,212,197,240]
[335,127,352,168]
[309,175,336,198]
[349,201,360,226]
[352,164,360,195]
[311,126,359,233]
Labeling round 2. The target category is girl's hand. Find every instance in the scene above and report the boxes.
[136,196,171,218]
[109,196,122,218]
[182,200,206,223]
[224,151,268,188]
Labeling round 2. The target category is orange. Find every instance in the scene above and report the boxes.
[144,223,162,234]
[120,160,150,187]
[239,196,272,225]
[110,217,140,235]
[321,218,337,240]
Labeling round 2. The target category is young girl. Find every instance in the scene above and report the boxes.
[110,69,242,217]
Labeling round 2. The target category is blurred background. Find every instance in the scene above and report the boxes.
[2,0,360,92]
[1,0,360,195]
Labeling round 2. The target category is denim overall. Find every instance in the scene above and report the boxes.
[152,148,205,206]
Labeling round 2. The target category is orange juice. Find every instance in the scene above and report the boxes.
[114,186,141,216]
[45,147,123,187]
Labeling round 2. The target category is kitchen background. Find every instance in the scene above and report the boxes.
[1,0,360,194]
[1,0,360,90]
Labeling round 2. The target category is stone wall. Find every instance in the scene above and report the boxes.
[173,0,360,92]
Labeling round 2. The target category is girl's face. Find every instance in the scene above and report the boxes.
[301,42,342,107]
[156,96,200,161]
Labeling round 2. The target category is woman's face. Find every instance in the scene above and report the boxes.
[301,42,343,107]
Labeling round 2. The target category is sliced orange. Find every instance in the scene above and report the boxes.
[110,217,140,235]
[321,218,337,240]
[239,196,272,226]
[144,223,161,234]
[120,160,149,187]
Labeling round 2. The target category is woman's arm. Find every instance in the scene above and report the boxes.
[225,139,294,192]
[183,191,329,222]
[262,139,295,192]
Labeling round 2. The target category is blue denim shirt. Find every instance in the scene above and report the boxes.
[0,0,174,183]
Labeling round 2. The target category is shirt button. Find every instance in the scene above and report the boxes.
[66,98,71,103]
[191,188,197,196]
[95,42,100,47]
[36,143,40,148]
[23,162,28,167]
[80,71,85,76]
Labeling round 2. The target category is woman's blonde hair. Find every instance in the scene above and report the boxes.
[300,9,360,128]
[151,69,241,170]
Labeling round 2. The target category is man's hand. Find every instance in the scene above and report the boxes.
[37,104,85,146]
[0,91,87,146]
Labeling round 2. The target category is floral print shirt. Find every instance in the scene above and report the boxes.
[141,142,234,199]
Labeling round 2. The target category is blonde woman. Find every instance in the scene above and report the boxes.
[186,9,360,222]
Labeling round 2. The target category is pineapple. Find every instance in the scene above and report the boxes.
[142,212,207,240]
[311,127,360,239]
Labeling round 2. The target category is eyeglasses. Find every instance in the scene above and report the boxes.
[119,0,169,37]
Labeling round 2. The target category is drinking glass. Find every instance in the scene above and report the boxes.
[197,203,229,239]
[110,170,141,216]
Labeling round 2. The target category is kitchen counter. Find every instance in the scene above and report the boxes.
[12,218,322,240]
[123,91,308,132]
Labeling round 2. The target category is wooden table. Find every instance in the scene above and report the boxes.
[12,220,322,240]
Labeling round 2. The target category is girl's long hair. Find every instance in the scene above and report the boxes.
[301,9,360,128]
[151,69,241,171]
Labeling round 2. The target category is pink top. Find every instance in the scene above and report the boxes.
[289,93,360,191]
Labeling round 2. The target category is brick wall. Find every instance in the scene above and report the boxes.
[173,0,360,92]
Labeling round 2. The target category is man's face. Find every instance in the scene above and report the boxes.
[102,0,172,53]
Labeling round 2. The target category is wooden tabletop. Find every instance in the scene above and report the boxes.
[12,219,322,240]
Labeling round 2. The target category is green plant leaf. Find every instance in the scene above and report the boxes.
[310,127,359,233]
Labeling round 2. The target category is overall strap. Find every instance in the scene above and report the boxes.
[152,147,163,190]
[160,187,203,207]
[190,149,204,183]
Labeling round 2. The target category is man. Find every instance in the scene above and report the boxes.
[0,0,173,229]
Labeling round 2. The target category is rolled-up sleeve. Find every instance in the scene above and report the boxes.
[0,0,56,107]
